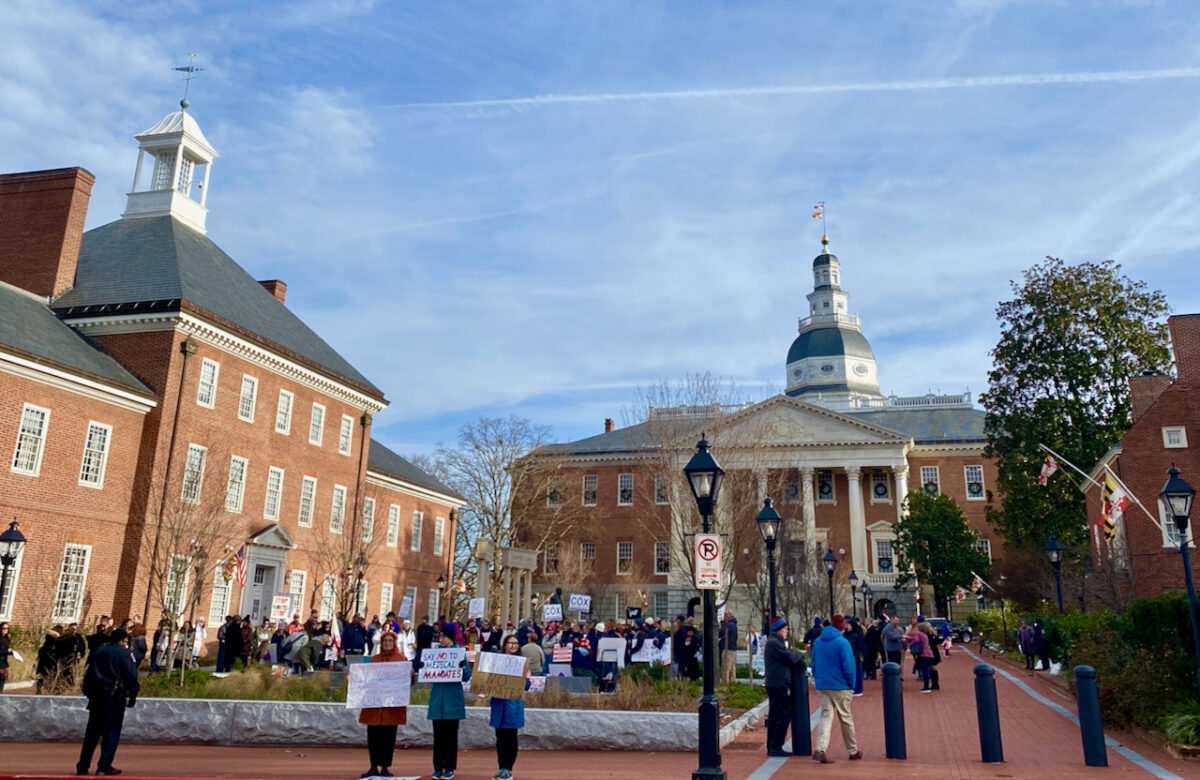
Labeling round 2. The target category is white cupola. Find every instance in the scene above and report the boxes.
[122,101,218,233]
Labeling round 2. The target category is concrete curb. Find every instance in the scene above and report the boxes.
[719,697,769,748]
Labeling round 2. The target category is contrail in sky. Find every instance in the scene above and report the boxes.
[398,67,1200,109]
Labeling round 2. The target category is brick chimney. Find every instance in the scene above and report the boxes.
[1169,314,1200,387]
[1130,371,1171,422]
[258,279,287,304]
[604,418,615,433]
[0,167,95,298]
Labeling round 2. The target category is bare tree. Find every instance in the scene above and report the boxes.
[306,503,386,621]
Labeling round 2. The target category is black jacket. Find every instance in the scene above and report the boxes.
[764,632,805,689]
[82,642,139,706]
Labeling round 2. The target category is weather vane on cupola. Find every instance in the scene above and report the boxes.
[811,201,830,247]
[172,53,204,111]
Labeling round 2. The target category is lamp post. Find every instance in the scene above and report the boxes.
[684,438,726,780]
[848,570,859,616]
[1161,466,1200,689]
[0,520,27,619]
[436,573,447,617]
[353,551,369,617]
[1044,536,1064,614]
[860,581,871,618]
[823,548,837,618]
[756,498,782,623]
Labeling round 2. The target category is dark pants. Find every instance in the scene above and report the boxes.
[78,697,125,772]
[766,685,791,753]
[916,657,933,689]
[432,719,459,773]
[1038,651,1050,671]
[366,724,398,769]
[1024,650,1036,669]
[885,649,902,666]
[216,640,226,672]
[863,648,878,679]
[930,666,940,690]
[496,727,519,771]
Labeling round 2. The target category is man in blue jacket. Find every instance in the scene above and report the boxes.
[809,614,862,764]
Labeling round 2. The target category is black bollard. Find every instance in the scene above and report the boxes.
[1075,665,1108,767]
[882,661,907,759]
[974,664,1004,763]
[790,660,812,756]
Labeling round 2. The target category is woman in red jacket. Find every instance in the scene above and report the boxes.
[359,631,409,778]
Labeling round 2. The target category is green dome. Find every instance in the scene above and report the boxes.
[787,327,876,364]
[813,251,838,268]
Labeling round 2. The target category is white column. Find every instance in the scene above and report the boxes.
[523,570,533,622]
[846,467,868,576]
[800,466,816,550]
[894,465,909,524]
[199,162,212,206]
[132,149,145,192]
[502,565,513,626]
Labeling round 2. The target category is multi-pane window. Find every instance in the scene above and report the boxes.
[0,548,22,620]
[164,554,190,615]
[298,476,317,527]
[238,375,257,422]
[618,473,634,506]
[654,592,669,619]
[208,567,231,626]
[964,465,985,501]
[617,541,633,574]
[78,422,112,487]
[362,498,376,543]
[817,470,835,502]
[546,477,562,507]
[339,415,354,455]
[411,511,423,551]
[582,475,598,506]
[264,466,284,520]
[875,539,895,573]
[386,505,400,547]
[330,485,347,533]
[654,473,669,505]
[784,473,800,504]
[181,444,207,503]
[320,575,336,621]
[580,542,596,570]
[975,539,992,562]
[12,404,49,475]
[920,466,940,495]
[544,543,559,574]
[225,455,248,512]
[289,570,307,598]
[870,469,890,501]
[196,359,219,408]
[275,390,293,434]
[655,541,670,574]
[429,588,440,621]
[614,592,625,622]
[433,516,445,557]
[404,586,418,620]
[309,403,325,445]
[52,544,91,622]
[1164,427,1189,448]
[354,579,369,616]
[380,583,394,618]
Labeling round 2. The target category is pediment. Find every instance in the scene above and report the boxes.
[248,524,297,550]
[867,520,895,533]
[696,394,910,451]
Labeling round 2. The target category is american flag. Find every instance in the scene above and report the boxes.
[234,545,247,586]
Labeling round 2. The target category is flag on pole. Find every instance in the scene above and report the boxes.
[811,203,824,219]
[330,611,342,649]
[954,586,969,604]
[1038,455,1060,486]
[234,545,247,586]
[221,552,235,583]
[1100,468,1133,543]
[969,572,985,594]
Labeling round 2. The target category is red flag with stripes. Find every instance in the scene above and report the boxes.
[234,545,247,586]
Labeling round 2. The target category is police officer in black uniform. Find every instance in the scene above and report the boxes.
[77,627,139,776]
[764,617,806,757]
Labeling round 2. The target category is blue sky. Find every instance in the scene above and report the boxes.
[4,1,1200,457]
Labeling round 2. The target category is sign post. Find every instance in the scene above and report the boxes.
[694,533,722,590]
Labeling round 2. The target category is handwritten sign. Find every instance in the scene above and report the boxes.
[347,661,412,709]
[270,594,293,622]
[417,647,465,683]
[528,675,546,692]
[632,640,672,666]
[542,603,563,622]
[471,651,528,699]
[568,593,591,613]
[398,594,413,620]
[468,597,486,619]
[551,646,572,663]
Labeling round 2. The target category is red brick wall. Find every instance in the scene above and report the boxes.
[1171,315,1200,388]
[0,168,94,298]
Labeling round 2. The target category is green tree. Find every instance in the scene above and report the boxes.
[980,257,1170,548]
[894,491,991,614]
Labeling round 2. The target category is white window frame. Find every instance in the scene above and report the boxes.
[298,476,317,527]
[582,474,598,507]
[275,390,294,434]
[546,477,562,507]
[320,575,337,621]
[0,546,23,620]
[404,586,418,620]
[874,537,896,574]
[309,403,325,446]
[181,443,208,503]
[654,473,669,505]
[618,473,634,506]
[208,566,232,626]
[289,569,308,599]
[614,592,625,622]
[964,465,986,501]
[654,541,670,575]
[975,539,992,562]
[1160,500,1195,549]
[411,511,423,551]
[869,469,891,504]
[353,579,369,617]
[225,455,248,513]
[433,516,445,557]
[263,466,285,521]
[817,469,836,504]
[164,554,191,615]
[362,497,376,543]
[11,403,50,476]
[580,542,596,570]
[1164,426,1189,449]
[386,505,400,547]
[920,466,940,495]
[654,591,669,619]
[380,583,394,618]
[339,414,355,455]
[51,543,92,623]
[617,541,633,575]
[330,484,347,533]
[428,588,440,621]
[543,543,559,574]
[196,358,219,408]
[78,421,112,488]
[238,374,258,422]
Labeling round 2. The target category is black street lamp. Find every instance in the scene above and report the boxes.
[848,570,859,616]
[1044,536,1064,614]
[684,438,726,780]
[862,583,873,618]
[1161,466,1200,689]
[756,498,783,623]
[823,547,837,618]
[0,520,27,619]
[353,551,369,617]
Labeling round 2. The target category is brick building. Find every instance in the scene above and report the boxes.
[517,237,997,625]
[1085,314,1200,599]
[0,105,462,633]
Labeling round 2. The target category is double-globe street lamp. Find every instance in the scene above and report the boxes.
[0,520,27,617]
[755,498,783,622]
[1161,466,1200,689]
[1044,536,1065,614]
[861,582,873,618]
[683,438,726,780]
[848,570,859,616]
[822,547,838,618]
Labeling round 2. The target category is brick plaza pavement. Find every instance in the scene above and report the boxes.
[3,646,1200,779]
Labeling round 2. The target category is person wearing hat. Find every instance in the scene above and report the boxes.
[764,617,806,758]
[77,628,139,776]
[810,614,862,763]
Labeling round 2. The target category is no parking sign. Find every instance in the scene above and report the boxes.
[693,533,721,590]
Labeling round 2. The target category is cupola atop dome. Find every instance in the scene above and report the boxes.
[122,102,218,234]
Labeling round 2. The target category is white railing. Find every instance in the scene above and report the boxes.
[866,572,898,588]
[797,313,860,332]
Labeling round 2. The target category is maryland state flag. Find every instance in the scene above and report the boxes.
[1100,469,1133,543]
[969,573,985,594]
[1038,455,1060,486]
[954,586,969,604]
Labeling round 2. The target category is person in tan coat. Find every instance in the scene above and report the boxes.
[358,631,409,778]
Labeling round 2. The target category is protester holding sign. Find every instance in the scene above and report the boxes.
[488,635,530,780]
[425,626,471,780]
[357,631,410,779]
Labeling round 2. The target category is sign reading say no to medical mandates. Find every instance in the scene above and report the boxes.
[693,533,722,590]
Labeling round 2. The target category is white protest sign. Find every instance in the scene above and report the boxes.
[596,637,627,669]
[551,646,572,663]
[542,603,563,622]
[568,593,591,613]
[528,675,546,692]
[398,594,413,620]
[270,594,292,622]
[631,640,672,666]
[693,533,722,590]
[417,647,465,683]
[468,597,486,619]
[478,651,527,676]
[347,661,412,709]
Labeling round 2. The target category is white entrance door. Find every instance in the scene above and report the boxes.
[249,565,276,624]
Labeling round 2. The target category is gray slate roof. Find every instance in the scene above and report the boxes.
[53,216,381,396]
[0,283,153,396]
[788,326,876,364]
[368,440,463,501]
[537,418,706,457]
[850,407,986,445]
